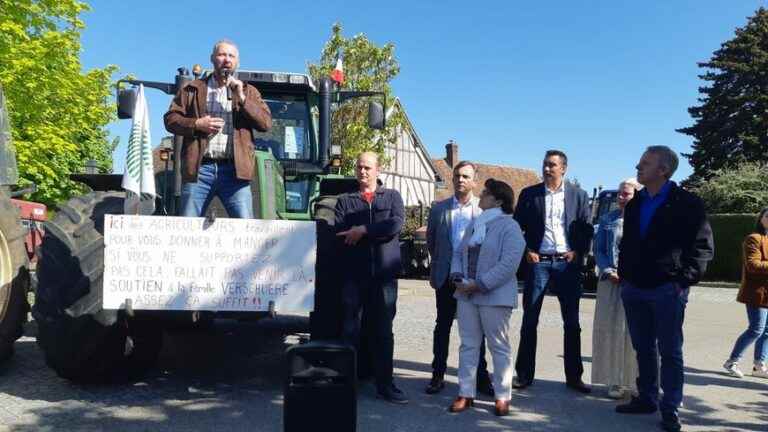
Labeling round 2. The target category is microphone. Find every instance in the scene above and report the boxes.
[222,69,232,100]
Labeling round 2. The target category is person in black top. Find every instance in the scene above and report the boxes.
[615,146,714,432]
[513,150,594,394]
[334,152,407,404]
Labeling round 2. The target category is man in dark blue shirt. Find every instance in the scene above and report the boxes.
[334,152,407,404]
[616,146,714,432]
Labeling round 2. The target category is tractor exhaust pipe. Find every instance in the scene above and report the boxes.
[318,77,332,168]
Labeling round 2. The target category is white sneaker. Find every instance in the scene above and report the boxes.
[723,359,744,378]
[753,363,768,378]
[607,385,624,399]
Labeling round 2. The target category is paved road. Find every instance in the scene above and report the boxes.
[0,281,765,431]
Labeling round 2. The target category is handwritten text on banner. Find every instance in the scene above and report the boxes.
[103,215,316,312]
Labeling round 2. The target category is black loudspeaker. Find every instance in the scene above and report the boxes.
[284,341,357,432]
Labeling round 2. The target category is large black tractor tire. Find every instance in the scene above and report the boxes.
[33,192,162,382]
[0,190,30,362]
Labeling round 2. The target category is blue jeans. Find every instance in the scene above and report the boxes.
[728,305,768,363]
[621,281,688,415]
[180,160,253,218]
[515,259,584,383]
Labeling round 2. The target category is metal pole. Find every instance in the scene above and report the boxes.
[163,154,170,214]
[318,77,332,168]
[173,136,182,215]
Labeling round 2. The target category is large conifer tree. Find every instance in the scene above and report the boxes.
[678,8,768,182]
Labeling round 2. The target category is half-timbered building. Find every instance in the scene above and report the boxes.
[379,99,440,207]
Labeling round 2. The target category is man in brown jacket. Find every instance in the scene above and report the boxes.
[164,39,271,218]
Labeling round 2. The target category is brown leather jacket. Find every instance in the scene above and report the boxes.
[163,78,272,183]
[737,233,768,308]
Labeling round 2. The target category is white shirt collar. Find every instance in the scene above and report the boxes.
[452,194,475,208]
[545,181,566,194]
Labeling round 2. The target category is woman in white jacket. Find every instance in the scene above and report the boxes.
[448,179,526,416]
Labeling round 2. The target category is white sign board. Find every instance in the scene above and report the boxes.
[103,215,316,312]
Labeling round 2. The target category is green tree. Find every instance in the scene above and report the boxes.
[307,23,405,174]
[677,8,768,183]
[0,0,117,206]
[691,161,768,213]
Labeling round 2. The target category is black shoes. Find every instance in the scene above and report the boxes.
[660,412,682,432]
[565,379,592,394]
[616,397,678,431]
[426,374,494,396]
[512,377,590,394]
[615,396,659,414]
[425,376,445,394]
[512,376,533,389]
[377,384,409,404]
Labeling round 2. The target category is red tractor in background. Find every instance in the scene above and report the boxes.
[0,83,46,362]
[9,198,46,265]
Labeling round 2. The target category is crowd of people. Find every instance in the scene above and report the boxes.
[166,39,766,432]
[331,146,720,432]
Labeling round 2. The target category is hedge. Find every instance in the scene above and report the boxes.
[704,214,757,282]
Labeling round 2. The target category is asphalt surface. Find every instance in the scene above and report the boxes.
[0,281,765,431]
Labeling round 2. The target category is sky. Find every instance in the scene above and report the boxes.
[80,0,766,194]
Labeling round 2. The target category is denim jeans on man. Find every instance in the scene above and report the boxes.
[729,305,768,363]
[180,160,253,218]
[515,258,583,383]
[621,281,688,414]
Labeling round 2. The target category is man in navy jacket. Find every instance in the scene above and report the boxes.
[615,146,713,432]
[334,152,407,404]
[513,150,594,393]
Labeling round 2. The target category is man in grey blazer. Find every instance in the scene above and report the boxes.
[425,160,492,395]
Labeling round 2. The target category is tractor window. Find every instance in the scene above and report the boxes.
[252,96,313,161]
[594,191,619,223]
[285,178,310,213]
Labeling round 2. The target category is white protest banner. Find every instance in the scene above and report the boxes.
[103,215,316,312]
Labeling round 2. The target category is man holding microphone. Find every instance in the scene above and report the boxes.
[164,39,272,218]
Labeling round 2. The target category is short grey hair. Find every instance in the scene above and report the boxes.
[645,145,679,179]
[619,177,643,191]
[357,151,380,168]
[211,39,239,56]
[453,160,478,178]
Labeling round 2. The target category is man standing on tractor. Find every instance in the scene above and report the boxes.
[164,39,272,218]
[334,152,408,404]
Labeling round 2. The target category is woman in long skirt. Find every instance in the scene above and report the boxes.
[591,178,641,398]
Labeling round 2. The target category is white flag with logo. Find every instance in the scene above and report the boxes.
[122,84,156,215]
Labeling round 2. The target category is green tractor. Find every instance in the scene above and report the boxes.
[0,84,32,363]
[32,67,384,382]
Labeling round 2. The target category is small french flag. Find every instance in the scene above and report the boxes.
[331,54,344,84]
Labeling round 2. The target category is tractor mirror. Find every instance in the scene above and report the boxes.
[117,88,137,119]
[368,102,385,130]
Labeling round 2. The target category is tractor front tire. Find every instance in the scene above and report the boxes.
[33,192,162,382]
